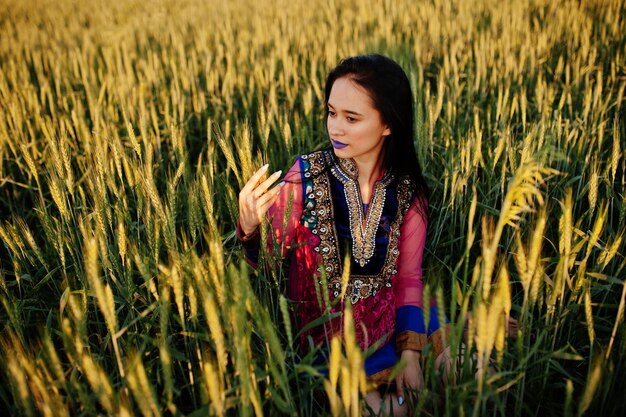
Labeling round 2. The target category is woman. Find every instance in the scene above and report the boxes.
[237,54,449,415]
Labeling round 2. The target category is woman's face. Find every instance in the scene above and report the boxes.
[326,77,390,166]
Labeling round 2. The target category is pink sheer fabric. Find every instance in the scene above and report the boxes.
[266,163,307,258]
[394,200,427,309]
[238,158,427,352]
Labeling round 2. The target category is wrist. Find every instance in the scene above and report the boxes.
[241,224,258,236]
[401,349,421,363]
[237,220,260,241]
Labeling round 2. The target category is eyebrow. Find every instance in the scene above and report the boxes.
[327,103,363,117]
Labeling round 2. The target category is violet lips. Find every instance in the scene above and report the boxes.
[331,139,348,149]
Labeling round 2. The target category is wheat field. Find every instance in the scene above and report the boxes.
[0,0,624,415]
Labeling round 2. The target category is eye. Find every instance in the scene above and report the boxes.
[346,116,357,122]
[328,109,336,117]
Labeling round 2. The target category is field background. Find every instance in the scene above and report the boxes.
[0,0,625,415]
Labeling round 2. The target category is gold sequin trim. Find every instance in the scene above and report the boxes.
[396,331,428,352]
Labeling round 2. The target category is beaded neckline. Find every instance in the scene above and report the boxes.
[331,157,394,267]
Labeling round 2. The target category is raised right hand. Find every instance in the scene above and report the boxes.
[238,164,284,236]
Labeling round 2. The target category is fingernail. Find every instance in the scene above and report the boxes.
[279,181,285,187]
[262,164,269,170]
[398,396,404,406]
[275,170,282,176]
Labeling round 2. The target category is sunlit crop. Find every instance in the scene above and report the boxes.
[0,0,624,415]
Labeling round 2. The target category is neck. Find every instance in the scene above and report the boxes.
[354,155,383,184]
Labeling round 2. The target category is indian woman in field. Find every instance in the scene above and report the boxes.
[237,54,451,416]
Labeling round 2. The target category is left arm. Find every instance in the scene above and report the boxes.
[393,198,428,401]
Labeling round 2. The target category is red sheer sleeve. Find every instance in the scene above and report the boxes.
[394,198,428,309]
[237,159,303,267]
[393,198,429,352]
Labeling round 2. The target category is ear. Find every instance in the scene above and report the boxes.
[382,125,391,137]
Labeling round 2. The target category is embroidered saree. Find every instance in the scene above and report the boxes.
[238,150,448,382]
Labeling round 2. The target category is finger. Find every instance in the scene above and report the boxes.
[256,186,284,216]
[241,164,269,194]
[253,170,282,198]
[257,182,285,206]
[396,376,405,406]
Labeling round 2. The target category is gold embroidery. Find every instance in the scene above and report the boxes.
[396,331,428,352]
[331,158,393,267]
[305,151,341,278]
[428,325,452,358]
[304,150,415,304]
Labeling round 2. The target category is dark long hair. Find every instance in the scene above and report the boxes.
[324,54,430,216]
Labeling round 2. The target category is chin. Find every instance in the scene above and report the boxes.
[332,147,350,158]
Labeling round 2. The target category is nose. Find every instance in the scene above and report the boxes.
[327,118,344,137]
